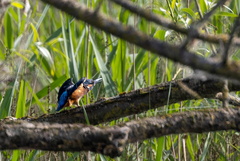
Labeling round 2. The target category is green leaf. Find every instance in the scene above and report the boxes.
[35,42,55,76]
[154,30,166,41]
[181,8,196,19]
[200,133,211,161]
[186,135,195,161]
[11,150,22,161]
[216,12,238,17]
[45,27,62,43]
[171,0,177,10]
[15,80,27,118]
[4,12,13,49]
[26,150,40,161]
[11,2,24,9]
[30,23,39,42]
[155,137,165,161]
[199,0,208,14]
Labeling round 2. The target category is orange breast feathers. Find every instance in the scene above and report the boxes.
[64,84,89,107]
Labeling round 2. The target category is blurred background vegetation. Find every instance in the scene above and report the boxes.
[0,0,240,160]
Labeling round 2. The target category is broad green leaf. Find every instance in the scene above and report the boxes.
[181,8,196,19]
[154,30,166,41]
[199,0,208,14]
[216,12,238,17]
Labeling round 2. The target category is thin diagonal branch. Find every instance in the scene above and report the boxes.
[196,0,229,26]
[110,0,239,46]
[181,0,229,49]
[216,92,240,106]
[222,15,240,64]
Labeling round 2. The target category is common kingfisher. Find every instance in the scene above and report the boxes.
[56,77,102,111]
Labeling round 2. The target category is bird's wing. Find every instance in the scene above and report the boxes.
[58,78,74,102]
[62,77,86,99]
[74,77,86,87]
[56,91,69,111]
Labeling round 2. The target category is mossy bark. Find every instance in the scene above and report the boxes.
[23,76,240,124]
[1,108,240,157]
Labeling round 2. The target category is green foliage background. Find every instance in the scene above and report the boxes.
[0,0,240,160]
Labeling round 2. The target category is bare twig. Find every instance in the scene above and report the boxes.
[222,80,229,107]
[216,92,240,106]
[177,81,201,99]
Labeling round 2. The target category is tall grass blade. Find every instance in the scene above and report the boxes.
[186,134,196,161]
[15,80,27,118]
[155,136,165,161]
[61,16,79,81]
[200,133,211,161]
[11,150,21,161]
[26,150,40,161]
[90,33,117,97]
[4,12,13,50]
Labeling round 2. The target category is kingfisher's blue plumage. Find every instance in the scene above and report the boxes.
[56,77,102,111]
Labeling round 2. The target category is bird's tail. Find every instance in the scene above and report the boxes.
[56,105,62,111]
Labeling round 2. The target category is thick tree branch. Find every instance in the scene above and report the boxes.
[2,108,240,158]
[40,0,240,81]
[23,76,240,124]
